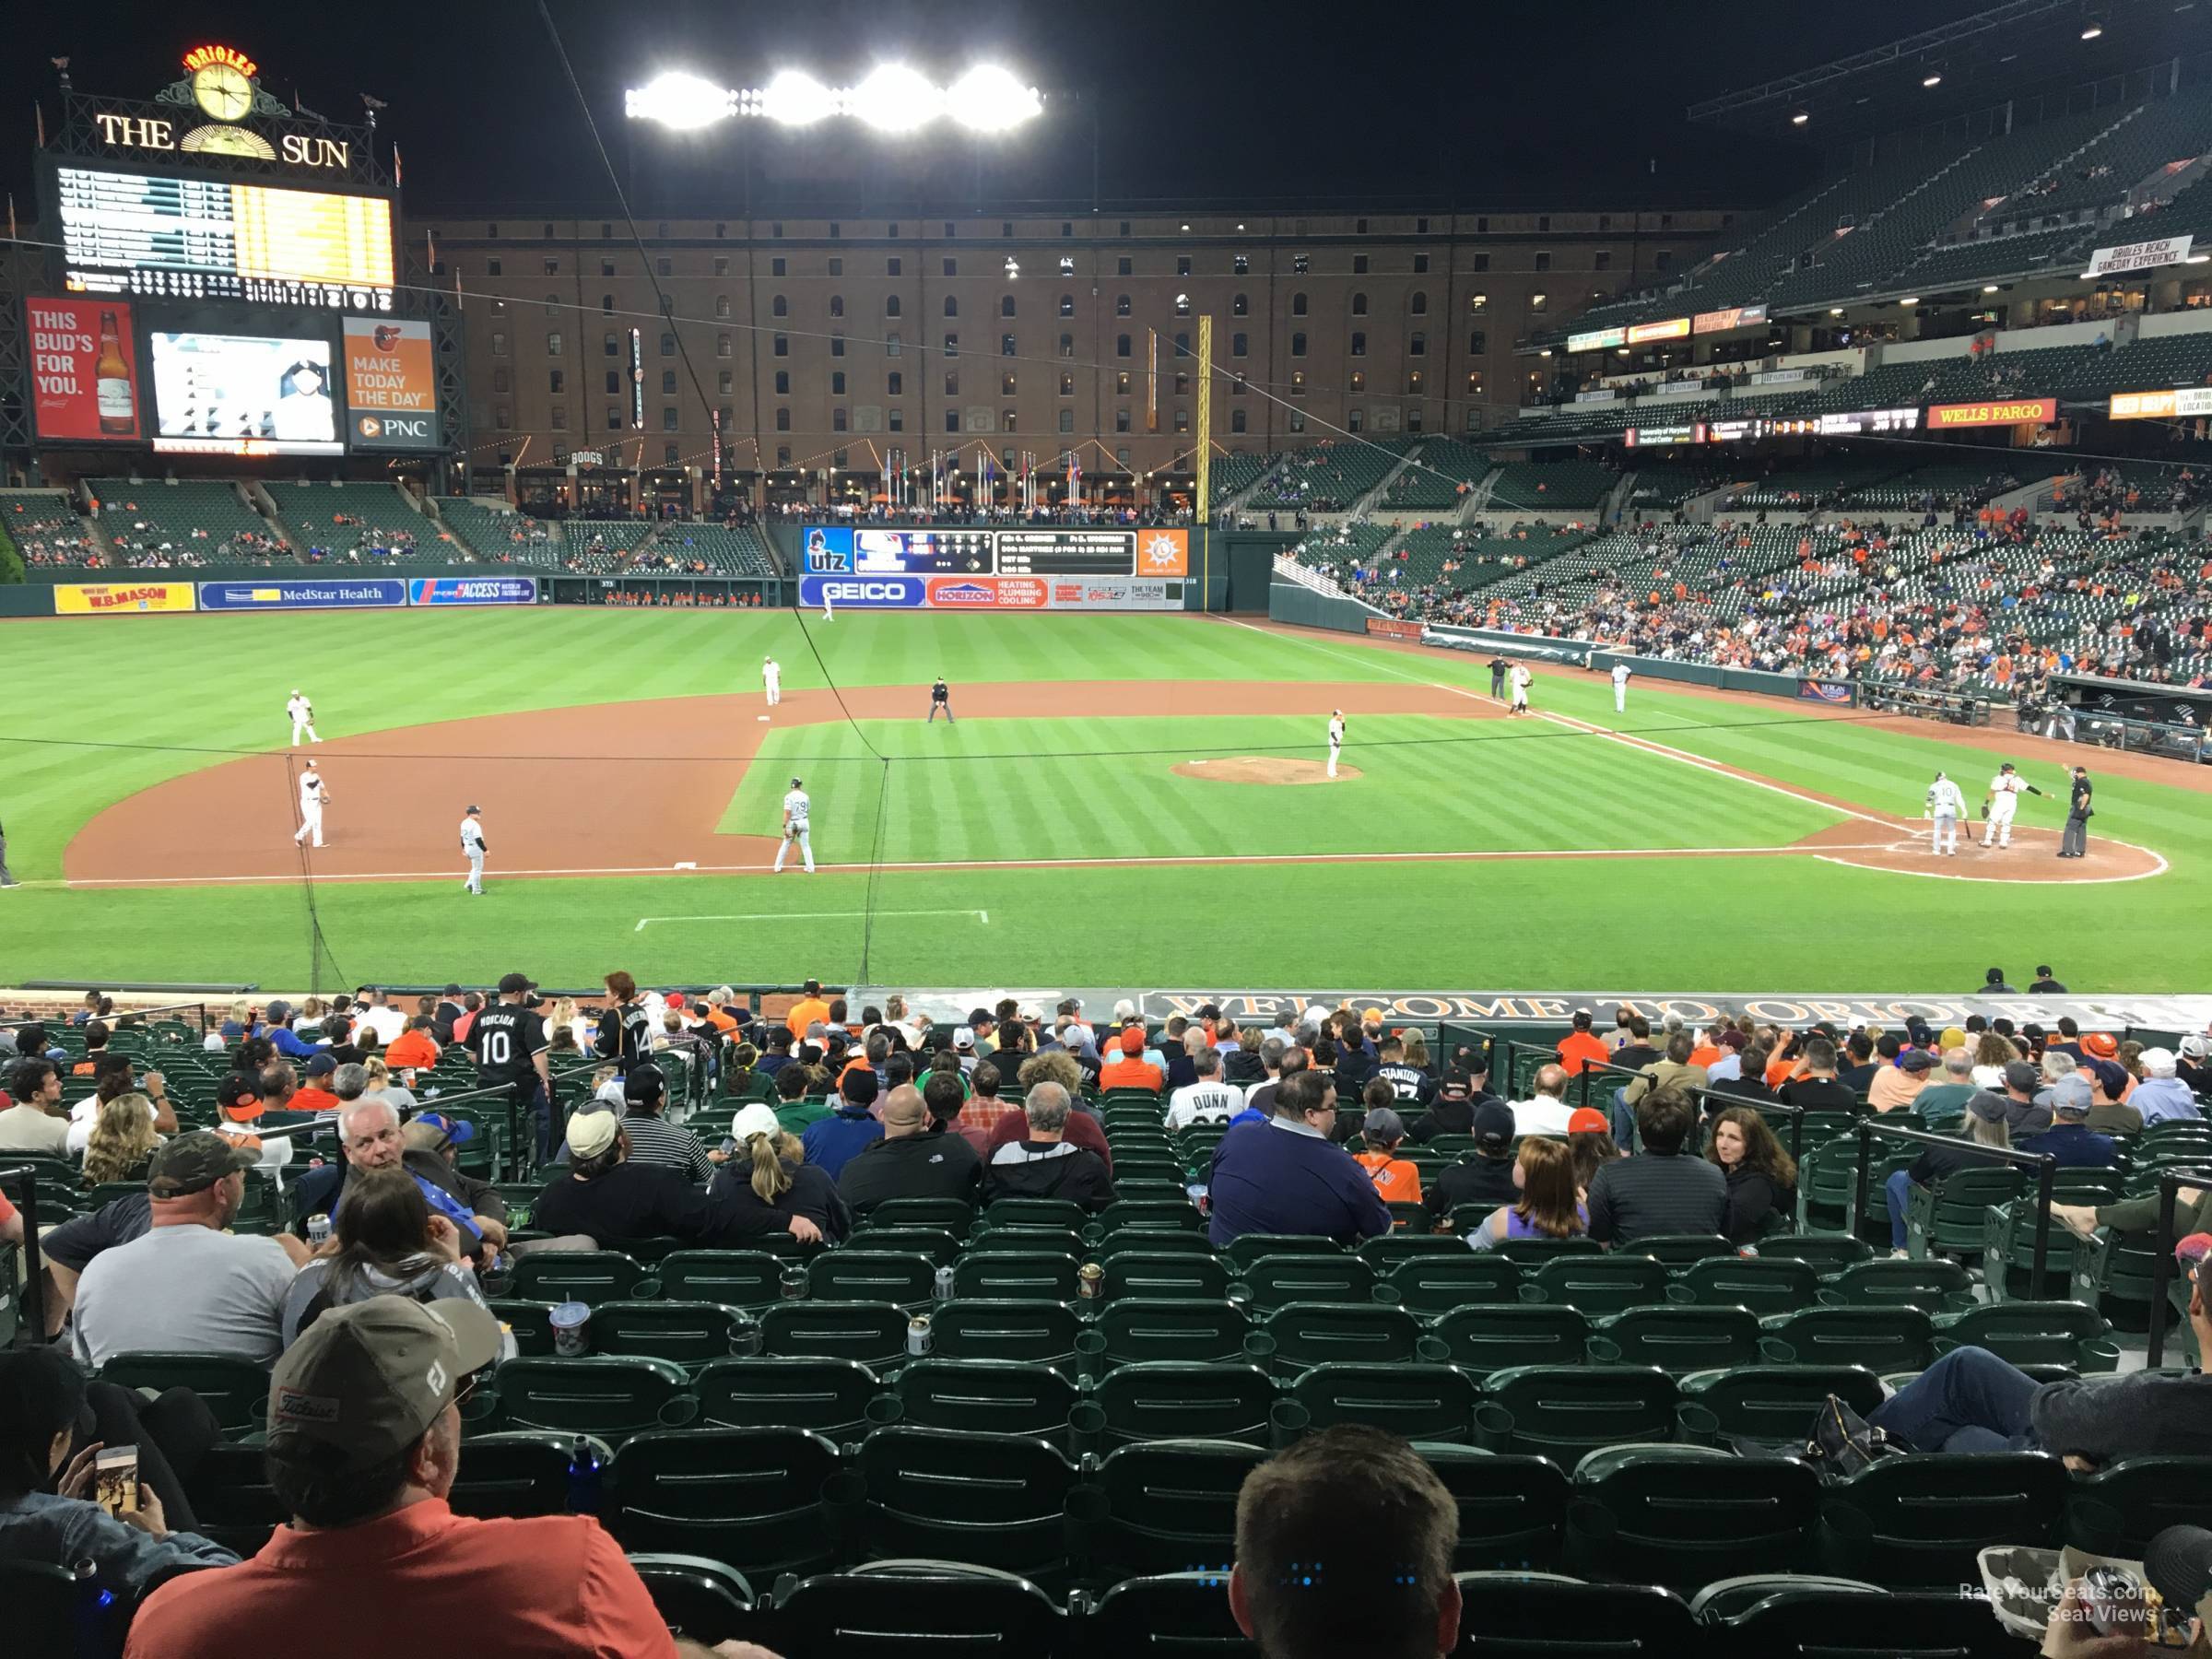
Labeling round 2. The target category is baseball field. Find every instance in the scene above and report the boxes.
[2,605,2206,994]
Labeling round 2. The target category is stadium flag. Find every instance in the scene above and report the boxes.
[1147,329,1159,432]
[393,142,403,184]
[426,229,437,272]
[34,103,43,148]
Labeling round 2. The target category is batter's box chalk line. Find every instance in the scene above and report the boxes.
[635,909,991,932]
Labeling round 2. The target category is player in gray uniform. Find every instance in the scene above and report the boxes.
[775,777,815,874]
[1924,771,1966,856]
[461,805,488,895]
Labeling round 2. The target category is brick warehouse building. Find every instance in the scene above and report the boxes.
[416,206,1733,488]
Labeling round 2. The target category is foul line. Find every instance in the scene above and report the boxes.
[636,909,989,931]
[1218,616,1903,831]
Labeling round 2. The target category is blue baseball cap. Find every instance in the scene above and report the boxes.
[411,1111,476,1146]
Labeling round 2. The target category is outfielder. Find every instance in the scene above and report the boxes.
[775,776,815,873]
[1924,771,1966,855]
[1326,709,1346,778]
[821,585,834,623]
[294,763,328,849]
[1982,761,2044,849]
[461,804,488,895]
[287,689,322,746]
[763,655,782,707]
[1508,662,1533,716]
[1611,660,1631,713]
[929,677,955,724]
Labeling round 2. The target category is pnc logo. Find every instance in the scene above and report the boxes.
[356,416,382,437]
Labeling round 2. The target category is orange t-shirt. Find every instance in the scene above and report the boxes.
[1764,1055,1797,1089]
[1356,1152,1422,1206]
[383,1030,441,1071]
[1688,1044,1723,1071]
[786,996,831,1041]
[1099,1055,1164,1093]
[290,1085,342,1114]
[1555,1030,1611,1077]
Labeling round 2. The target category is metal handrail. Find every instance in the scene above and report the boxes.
[0,1164,48,1347]
[1852,1120,2059,1300]
[2145,1165,2212,1370]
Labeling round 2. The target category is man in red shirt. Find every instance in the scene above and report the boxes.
[382,1018,441,1072]
[125,1299,686,1659]
[1554,1008,1610,1077]
[288,1053,344,1114]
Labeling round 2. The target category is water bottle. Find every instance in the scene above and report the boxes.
[934,1265,955,1301]
[565,1435,603,1514]
[72,1559,112,1653]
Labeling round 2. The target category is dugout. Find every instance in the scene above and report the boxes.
[2045,672,2212,763]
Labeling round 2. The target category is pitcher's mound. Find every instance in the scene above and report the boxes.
[1173,756,1357,786]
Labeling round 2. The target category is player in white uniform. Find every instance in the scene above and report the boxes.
[294,764,328,849]
[1508,663,1533,716]
[1982,762,2041,849]
[775,776,815,873]
[821,586,834,623]
[1611,661,1632,713]
[1326,710,1346,778]
[287,689,322,746]
[762,655,782,707]
[1924,771,1967,855]
[460,804,487,895]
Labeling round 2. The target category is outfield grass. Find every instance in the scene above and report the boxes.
[0,606,2205,992]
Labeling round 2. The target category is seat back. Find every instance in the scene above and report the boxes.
[1090,1360,1279,1446]
[509,1250,645,1307]
[1677,1364,1885,1449]
[1101,1249,1236,1301]
[590,1300,747,1370]
[1567,1445,1821,1588]
[447,1430,584,1520]
[1384,1253,1522,1315]
[1259,1300,1428,1376]
[770,1566,1066,1656]
[857,1196,974,1236]
[1671,1255,1818,1317]
[653,1250,785,1311]
[1589,1306,1762,1373]
[1482,1365,1680,1460]
[97,1351,269,1436]
[1093,1440,1267,1581]
[845,1426,1079,1581]
[805,1250,937,1309]
[626,1555,756,1647]
[759,1300,909,1371]
[1529,1254,1672,1315]
[1290,1361,1478,1442]
[888,1358,1080,1441]
[1819,1258,1974,1315]
[1452,1574,1699,1654]
[931,1298,1082,1373]
[1761,1306,1936,1371]
[1423,1447,1570,1573]
[1236,1252,1379,1312]
[1094,1298,1256,1369]
[692,1357,879,1440]
[1430,1304,1591,1373]
[949,1250,1079,1301]
[1819,1452,2068,1588]
[490,1355,692,1442]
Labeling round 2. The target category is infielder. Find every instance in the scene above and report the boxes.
[928,677,955,723]
[287,689,322,746]
[1611,660,1632,714]
[1508,662,1533,716]
[294,763,328,849]
[461,804,488,894]
[1982,761,2044,849]
[1326,709,1346,778]
[763,655,782,707]
[775,775,815,873]
[1924,771,1966,855]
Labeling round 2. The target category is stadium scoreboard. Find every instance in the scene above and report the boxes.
[804,524,1175,578]
[53,164,396,312]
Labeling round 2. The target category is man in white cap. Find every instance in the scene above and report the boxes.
[286,689,321,747]
[763,653,782,707]
[459,806,487,895]
[1981,762,2042,850]
[775,776,814,874]
[124,1299,694,1659]
[1924,770,1966,856]
[293,762,328,849]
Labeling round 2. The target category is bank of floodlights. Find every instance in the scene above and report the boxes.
[627,65,1041,132]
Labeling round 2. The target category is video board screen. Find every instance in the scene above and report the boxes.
[802,524,1189,579]
[149,329,343,455]
[52,163,395,312]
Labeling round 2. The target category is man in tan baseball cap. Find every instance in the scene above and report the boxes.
[126,1298,692,1658]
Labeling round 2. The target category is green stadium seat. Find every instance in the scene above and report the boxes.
[181,1441,285,1555]
[1385,1253,1523,1315]
[1088,1359,1280,1447]
[1816,1257,1975,1315]
[1420,1446,1570,1573]
[1677,1365,1884,1449]
[959,1225,1084,1261]
[1696,1579,2023,1659]
[856,1195,974,1234]
[950,1250,1080,1301]
[488,1299,558,1358]
[1817,1453,2067,1587]
[97,1352,268,1437]
[1752,1233,1872,1273]
[1357,1233,1474,1266]
[1981,1201,2092,1302]
[2065,1456,2212,1559]
[625,1555,756,1647]
[1623,1233,1737,1268]
[1091,1440,1265,1582]
[1586,1306,1763,1373]
[769,1564,1067,1656]
[930,1298,1082,1374]
[488,1355,695,1443]
[1091,1198,1207,1237]
[1477,1366,1680,1461]
[1453,1574,1700,1654]
[1100,1249,1236,1301]
[1081,1573,1253,1656]
[1759,1307,1936,1371]
[588,1300,751,1372]
[1290,1361,1479,1442]
[652,1250,787,1312]
[691,1357,878,1440]
[805,1251,937,1309]
[1566,1444,1822,1588]
[1234,1252,1382,1312]
[1430,1303,1592,1372]
[1524,1254,1672,1316]
[837,1426,1083,1583]
[1086,1299,1260,1372]
[447,1430,589,1520]
[1932,1300,2120,1371]
[759,1300,909,1371]
[1906,1166,2023,1261]
[508,1250,648,1307]
[841,1226,963,1266]
[1666,1254,1818,1317]
[1258,1301,1432,1377]
[1223,1233,1342,1270]
[882,1357,1081,1443]
[982,1196,1088,1232]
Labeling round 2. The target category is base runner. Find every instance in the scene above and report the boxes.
[1326,709,1346,778]
[1924,771,1965,856]
[775,776,815,873]
[1508,663,1533,717]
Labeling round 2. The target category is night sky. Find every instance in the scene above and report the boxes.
[0,0,2116,218]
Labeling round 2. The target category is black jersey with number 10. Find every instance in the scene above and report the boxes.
[469,1005,547,1088]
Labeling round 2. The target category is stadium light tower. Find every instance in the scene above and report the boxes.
[625,65,1042,133]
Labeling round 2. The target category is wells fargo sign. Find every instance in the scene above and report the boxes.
[1927,397,2057,429]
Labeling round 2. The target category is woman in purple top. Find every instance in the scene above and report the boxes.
[1466,1137,1589,1251]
